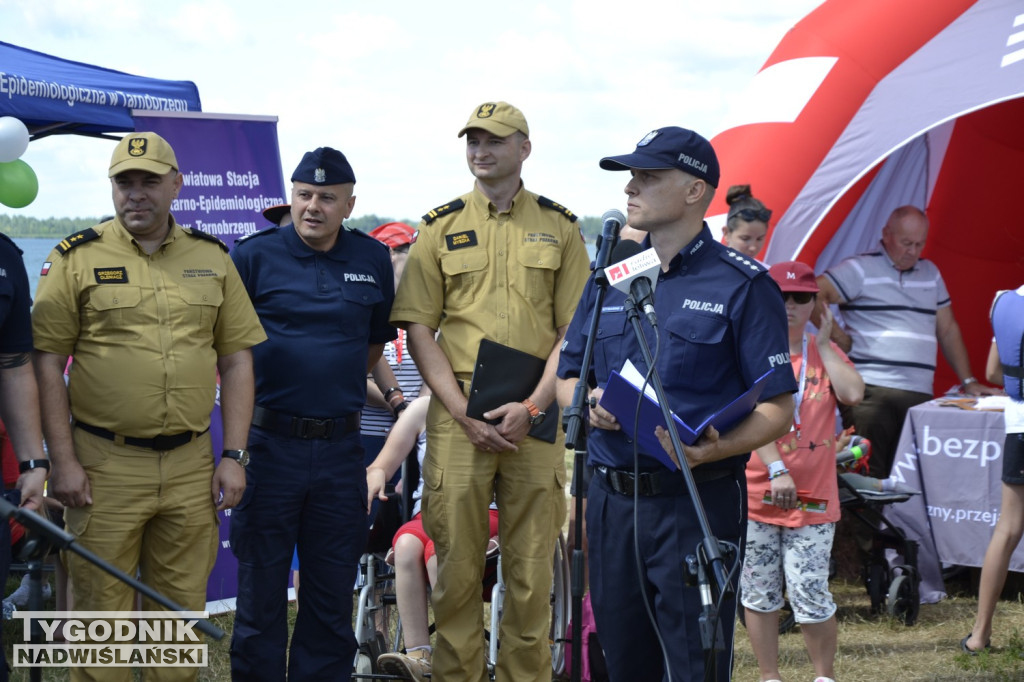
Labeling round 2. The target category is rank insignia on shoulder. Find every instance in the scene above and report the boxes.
[422,199,465,225]
[55,228,100,255]
[721,249,766,277]
[537,196,577,222]
[185,227,229,252]
[236,226,277,245]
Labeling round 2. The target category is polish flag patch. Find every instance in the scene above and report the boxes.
[40,262,51,276]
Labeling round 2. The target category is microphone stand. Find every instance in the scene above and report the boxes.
[0,495,225,682]
[620,294,735,680]
[562,226,619,682]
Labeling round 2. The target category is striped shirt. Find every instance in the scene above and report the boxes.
[823,248,950,394]
[360,328,424,438]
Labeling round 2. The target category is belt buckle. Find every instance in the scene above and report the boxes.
[608,469,634,496]
[150,433,179,451]
[298,418,334,439]
[637,472,660,496]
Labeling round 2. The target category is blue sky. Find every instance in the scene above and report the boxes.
[1,0,823,221]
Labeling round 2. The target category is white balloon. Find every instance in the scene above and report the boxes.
[0,117,30,163]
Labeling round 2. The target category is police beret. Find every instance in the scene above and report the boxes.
[291,147,356,185]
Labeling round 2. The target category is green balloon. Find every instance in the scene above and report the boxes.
[0,159,39,208]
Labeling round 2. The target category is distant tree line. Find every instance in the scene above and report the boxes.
[1,213,603,242]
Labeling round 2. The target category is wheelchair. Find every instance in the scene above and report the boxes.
[351,481,571,678]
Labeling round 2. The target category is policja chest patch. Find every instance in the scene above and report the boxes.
[94,267,128,283]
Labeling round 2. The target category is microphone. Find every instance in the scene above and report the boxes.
[607,241,661,326]
[593,209,626,277]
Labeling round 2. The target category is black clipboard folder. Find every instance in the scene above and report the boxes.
[465,339,558,443]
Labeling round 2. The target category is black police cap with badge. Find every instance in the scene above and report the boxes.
[600,126,720,188]
[291,147,356,186]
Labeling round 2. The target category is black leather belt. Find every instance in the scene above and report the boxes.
[252,405,360,440]
[75,421,206,451]
[596,465,733,497]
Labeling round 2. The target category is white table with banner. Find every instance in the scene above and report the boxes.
[884,398,1011,603]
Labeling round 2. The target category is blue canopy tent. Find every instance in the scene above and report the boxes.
[0,40,201,140]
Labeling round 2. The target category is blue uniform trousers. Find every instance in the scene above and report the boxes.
[587,470,746,682]
[229,427,368,681]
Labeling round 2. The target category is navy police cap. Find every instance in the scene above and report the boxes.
[291,147,356,186]
[600,126,720,188]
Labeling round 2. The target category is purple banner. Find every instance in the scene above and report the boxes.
[130,112,286,611]
[132,111,286,248]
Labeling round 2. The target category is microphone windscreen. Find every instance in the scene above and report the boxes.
[601,208,626,227]
[610,239,643,264]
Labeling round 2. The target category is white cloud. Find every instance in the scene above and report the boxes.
[0,0,824,221]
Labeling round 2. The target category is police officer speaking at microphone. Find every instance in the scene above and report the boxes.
[556,126,796,682]
[228,147,396,681]
[32,131,266,682]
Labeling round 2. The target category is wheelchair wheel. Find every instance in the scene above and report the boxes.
[886,574,919,626]
[550,532,570,676]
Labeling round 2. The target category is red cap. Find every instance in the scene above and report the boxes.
[369,222,415,248]
[262,204,291,225]
[769,261,819,292]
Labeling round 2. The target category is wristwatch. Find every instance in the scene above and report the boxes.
[222,449,250,467]
[18,459,50,474]
[522,399,546,427]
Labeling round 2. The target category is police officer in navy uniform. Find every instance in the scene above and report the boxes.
[556,127,797,681]
[0,232,49,682]
[229,147,396,681]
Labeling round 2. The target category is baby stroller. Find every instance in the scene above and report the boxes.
[835,436,922,626]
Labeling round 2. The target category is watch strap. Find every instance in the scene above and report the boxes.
[19,459,50,474]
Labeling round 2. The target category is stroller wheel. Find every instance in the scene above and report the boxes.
[886,574,919,626]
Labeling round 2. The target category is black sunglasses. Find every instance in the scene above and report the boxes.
[729,207,772,223]
[783,291,815,304]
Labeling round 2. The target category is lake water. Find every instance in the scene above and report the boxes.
[15,237,600,298]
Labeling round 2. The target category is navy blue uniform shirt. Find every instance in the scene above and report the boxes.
[557,224,797,470]
[232,224,396,416]
[0,235,33,354]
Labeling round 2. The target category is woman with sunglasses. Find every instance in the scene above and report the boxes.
[722,184,771,259]
[740,261,865,682]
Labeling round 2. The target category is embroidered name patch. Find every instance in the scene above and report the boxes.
[445,231,478,251]
[94,267,128,284]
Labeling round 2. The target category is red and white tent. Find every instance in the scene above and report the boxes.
[708,0,1024,394]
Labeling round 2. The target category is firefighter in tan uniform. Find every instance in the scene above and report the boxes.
[32,132,265,682]
[390,101,590,682]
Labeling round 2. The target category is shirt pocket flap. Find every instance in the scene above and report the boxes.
[88,285,141,311]
[665,312,727,345]
[179,285,224,307]
[342,283,385,307]
[516,244,561,271]
[440,249,488,276]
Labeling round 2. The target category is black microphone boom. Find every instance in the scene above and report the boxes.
[630,276,658,327]
[593,209,626,275]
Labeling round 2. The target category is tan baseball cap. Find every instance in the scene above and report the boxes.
[458,101,529,138]
[108,132,179,177]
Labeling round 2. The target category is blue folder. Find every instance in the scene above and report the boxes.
[599,368,774,471]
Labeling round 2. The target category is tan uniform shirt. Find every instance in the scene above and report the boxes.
[391,185,590,376]
[32,218,266,437]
